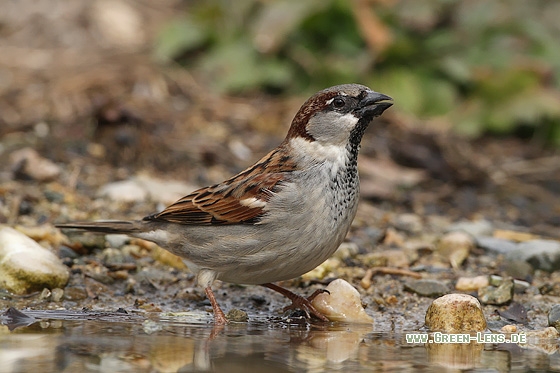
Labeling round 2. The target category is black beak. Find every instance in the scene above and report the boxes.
[356,91,393,118]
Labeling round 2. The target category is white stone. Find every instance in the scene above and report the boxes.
[311,279,373,324]
[455,276,490,291]
[98,179,148,203]
[98,174,197,204]
[9,147,61,181]
[0,226,69,294]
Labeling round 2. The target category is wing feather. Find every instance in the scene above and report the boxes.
[143,147,297,225]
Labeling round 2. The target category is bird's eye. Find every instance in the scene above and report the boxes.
[332,97,346,109]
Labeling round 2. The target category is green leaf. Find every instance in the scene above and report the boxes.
[154,17,208,61]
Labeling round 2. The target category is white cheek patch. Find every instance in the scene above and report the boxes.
[337,112,359,132]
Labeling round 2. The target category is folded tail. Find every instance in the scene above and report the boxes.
[56,220,143,235]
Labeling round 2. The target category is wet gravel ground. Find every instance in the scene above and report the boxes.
[1,115,559,335]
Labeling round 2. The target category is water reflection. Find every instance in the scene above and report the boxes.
[1,311,559,372]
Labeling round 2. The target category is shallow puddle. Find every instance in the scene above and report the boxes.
[1,309,559,372]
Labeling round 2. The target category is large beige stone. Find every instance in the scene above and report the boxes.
[425,294,487,332]
[0,226,69,294]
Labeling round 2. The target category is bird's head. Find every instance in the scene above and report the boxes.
[286,84,393,147]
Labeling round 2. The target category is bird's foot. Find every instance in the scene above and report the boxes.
[263,283,330,322]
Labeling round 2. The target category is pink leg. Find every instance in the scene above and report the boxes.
[204,286,228,325]
[263,283,329,322]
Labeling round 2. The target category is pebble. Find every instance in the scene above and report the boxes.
[302,258,341,281]
[100,247,127,265]
[488,275,504,287]
[99,174,197,204]
[548,304,560,331]
[505,240,560,272]
[333,242,359,260]
[478,278,514,305]
[104,234,129,249]
[426,215,452,233]
[476,236,518,254]
[503,259,534,280]
[311,279,373,323]
[62,286,88,301]
[487,275,531,293]
[455,275,489,291]
[524,327,560,340]
[404,279,449,297]
[58,245,79,260]
[0,226,69,294]
[500,324,517,333]
[9,147,61,182]
[226,309,248,322]
[90,0,145,48]
[51,288,64,302]
[360,249,410,268]
[425,294,487,332]
[436,231,473,269]
[447,219,493,237]
[98,179,148,203]
[393,213,423,234]
[382,227,406,247]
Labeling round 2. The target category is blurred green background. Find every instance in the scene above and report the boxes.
[155,0,560,144]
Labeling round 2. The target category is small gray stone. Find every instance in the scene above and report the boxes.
[478,278,514,305]
[98,179,147,203]
[63,286,88,301]
[100,247,126,265]
[404,279,449,297]
[476,237,518,254]
[51,288,64,302]
[548,304,560,331]
[364,227,384,243]
[505,240,560,272]
[58,245,79,259]
[504,259,534,279]
[66,233,106,250]
[447,219,493,237]
[104,234,129,248]
[393,213,423,234]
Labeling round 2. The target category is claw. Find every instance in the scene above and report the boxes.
[263,283,330,322]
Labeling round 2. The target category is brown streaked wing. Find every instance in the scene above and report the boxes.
[144,147,298,225]
[145,173,284,225]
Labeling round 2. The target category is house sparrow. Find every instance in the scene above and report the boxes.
[57,84,393,325]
